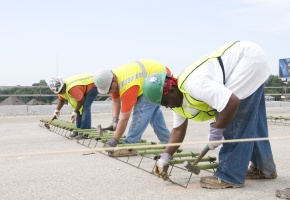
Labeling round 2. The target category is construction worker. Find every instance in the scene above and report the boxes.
[49,74,98,139]
[142,41,277,189]
[94,59,170,156]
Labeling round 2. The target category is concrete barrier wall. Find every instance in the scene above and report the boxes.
[0,101,112,116]
[266,101,290,107]
[0,101,289,116]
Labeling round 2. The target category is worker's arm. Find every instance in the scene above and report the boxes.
[154,118,188,181]
[111,86,138,140]
[207,93,240,149]
[68,87,86,123]
[215,93,240,128]
[74,96,85,113]
[113,108,132,141]
[56,98,65,111]
[54,97,65,118]
[67,86,87,113]
[112,96,121,119]
[104,96,133,147]
[165,118,188,155]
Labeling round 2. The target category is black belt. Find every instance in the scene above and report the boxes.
[217,57,226,85]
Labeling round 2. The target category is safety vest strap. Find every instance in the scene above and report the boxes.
[217,57,225,85]
[179,41,239,90]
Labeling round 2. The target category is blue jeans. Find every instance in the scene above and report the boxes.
[122,95,170,144]
[215,84,276,184]
[76,87,98,129]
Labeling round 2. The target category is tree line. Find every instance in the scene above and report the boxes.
[265,75,290,100]
[0,75,289,104]
[0,80,56,105]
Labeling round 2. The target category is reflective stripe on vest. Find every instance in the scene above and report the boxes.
[66,75,94,90]
[173,41,239,122]
[118,61,147,89]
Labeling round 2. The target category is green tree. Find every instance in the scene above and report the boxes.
[265,75,287,101]
[31,80,55,104]
[32,80,47,86]
[0,80,56,104]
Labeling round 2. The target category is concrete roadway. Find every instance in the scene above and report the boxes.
[0,107,289,200]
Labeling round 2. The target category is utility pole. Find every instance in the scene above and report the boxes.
[56,53,59,76]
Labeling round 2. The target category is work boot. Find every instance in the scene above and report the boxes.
[246,163,277,179]
[110,149,138,157]
[75,134,87,140]
[200,176,244,189]
[68,131,78,139]
[276,188,290,199]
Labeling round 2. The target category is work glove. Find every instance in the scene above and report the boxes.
[97,117,119,137]
[104,137,119,153]
[71,111,78,124]
[154,153,173,181]
[100,117,119,133]
[111,117,119,131]
[208,122,226,150]
[53,109,60,118]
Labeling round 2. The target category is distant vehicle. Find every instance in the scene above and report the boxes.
[279,58,290,78]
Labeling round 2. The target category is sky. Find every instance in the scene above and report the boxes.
[0,0,290,86]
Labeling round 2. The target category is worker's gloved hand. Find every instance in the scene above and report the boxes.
[106,137,119,147]
[154,153,173,181]
[104,137,119,153]
[71,111,78,124]
[208,122,226,150]
[111,117,119,131]
[97,117,119,137]
[102,117,119,131]
[53,109,60,118]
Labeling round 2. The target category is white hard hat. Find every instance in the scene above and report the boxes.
[49,76,65,94]
[94,69,113,94]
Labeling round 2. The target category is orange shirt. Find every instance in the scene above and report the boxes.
[59,83,95,101]
[112,85,139,113]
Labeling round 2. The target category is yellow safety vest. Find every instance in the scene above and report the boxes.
[60,73,94,114]
[173,41,239,122]
[113,59,166,97]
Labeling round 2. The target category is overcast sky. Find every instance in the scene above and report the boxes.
[0,0,289,86]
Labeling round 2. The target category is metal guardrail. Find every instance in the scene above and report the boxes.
[0,86,288,97]
[0,94,57,97]
[0,85,109,97]
[0,94,110,97]
[0,86,50,88]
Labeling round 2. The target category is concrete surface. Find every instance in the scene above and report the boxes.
[0,107,290,200]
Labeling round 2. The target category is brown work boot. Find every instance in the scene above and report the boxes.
[200,176,244,189]
[246,163,277,179]
[276,188,290,199]
[109,149,138,157]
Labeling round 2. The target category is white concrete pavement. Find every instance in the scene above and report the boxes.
[0,107,289,200]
